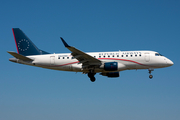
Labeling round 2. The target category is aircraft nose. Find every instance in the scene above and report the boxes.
[166,59,174,66]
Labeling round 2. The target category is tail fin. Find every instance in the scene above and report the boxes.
[12,28,49,56]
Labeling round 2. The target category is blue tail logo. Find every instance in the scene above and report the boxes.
[12,28,49,56]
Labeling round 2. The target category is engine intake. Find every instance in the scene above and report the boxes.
[104,62,118,71]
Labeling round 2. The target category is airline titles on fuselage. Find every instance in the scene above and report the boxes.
[57,51,142,59]
[99,52,141,56]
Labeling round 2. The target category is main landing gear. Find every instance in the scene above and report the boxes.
[148,69,154,79]
[88,70,96,82]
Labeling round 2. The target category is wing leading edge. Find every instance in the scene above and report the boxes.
[60,37,102,68]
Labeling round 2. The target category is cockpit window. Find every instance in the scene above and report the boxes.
[155,53,163,56]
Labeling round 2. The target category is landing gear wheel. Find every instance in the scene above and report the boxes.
[148,69,154,79]
[88,72,96,82]
[90,77,96,82]
[149,75,153,79]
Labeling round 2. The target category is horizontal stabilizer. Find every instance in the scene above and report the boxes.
[7,51,34,61]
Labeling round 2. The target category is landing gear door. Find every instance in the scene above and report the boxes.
[50,56,55,65]
[144,53,150,62]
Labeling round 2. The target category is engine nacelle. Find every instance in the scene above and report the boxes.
[100,62,126,71]
[104,62,118,71]
[100,72,120,77]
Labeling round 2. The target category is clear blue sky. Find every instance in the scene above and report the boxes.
[1,0,180,120]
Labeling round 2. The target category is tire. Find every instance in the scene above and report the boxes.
[90,77,96,82]
[149,75,153,79]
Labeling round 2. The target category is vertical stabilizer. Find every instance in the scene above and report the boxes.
[12,28,49,56]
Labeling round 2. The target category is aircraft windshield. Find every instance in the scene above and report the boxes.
[155,53,163,56]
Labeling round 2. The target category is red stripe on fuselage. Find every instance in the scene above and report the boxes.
[57,61,79,67]
[12,28,19,54]
[38,58,150,68]
[50,58,148,67]
[98,58,148,66]
[37,61,79,68]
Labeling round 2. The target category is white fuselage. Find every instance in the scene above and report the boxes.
[9,28,174,81]
[14,50,173,73]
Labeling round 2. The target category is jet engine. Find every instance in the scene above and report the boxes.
[103,62,118,71]
[100,72,119,77]
[100,62,126,71]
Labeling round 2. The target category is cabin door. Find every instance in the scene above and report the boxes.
[144,53,150,62]
[50,56,55,65]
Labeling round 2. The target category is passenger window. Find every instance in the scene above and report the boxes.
[135,55,137,57]
[58,57,60,59]
[72,57,74,59]
[121,55,123,57]
[139,54,141,57]
[104,56,106,58]
[112,55,114,57]
[126,55,128,57]
[108,56,110,57]
[99,56,101,58]
[63,57,65,59]
[94,56,96,58]
[131,55,132,57]
[67,57,69,59]
[117,55,119,57]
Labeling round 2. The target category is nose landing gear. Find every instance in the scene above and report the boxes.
[149,74,153,79]
[148,69,154,79]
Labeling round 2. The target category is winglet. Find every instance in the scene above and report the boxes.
[60,37,70,47]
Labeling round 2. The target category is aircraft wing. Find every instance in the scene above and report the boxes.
[60,38,102,68]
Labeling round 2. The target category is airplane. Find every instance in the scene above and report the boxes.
[8,28,174,82]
